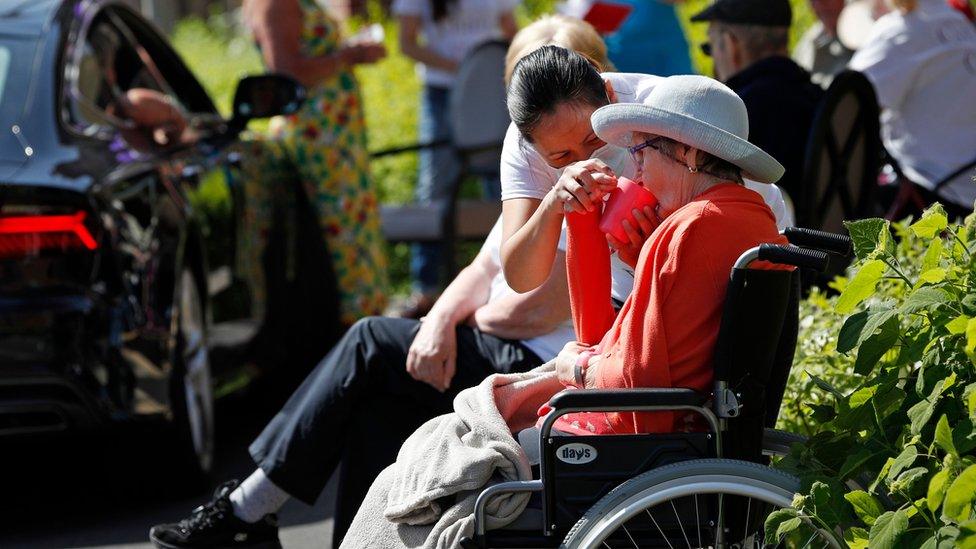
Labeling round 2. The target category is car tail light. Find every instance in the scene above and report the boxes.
[0,211,98,259]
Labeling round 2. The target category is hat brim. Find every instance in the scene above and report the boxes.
[592,103,785,184]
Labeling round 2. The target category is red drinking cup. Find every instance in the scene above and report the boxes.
[598,177,659,243]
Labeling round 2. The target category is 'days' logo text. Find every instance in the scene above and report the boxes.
[556,443,597,465]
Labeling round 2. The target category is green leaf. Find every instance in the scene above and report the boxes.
[918,268,947,285]
[928,468,951,512]
[892,467,929,494]
[911,206,949,239]
[846,218,887,260]
[944,465,976,522]
[936,414,959,458]
[845,527,871,549]
[957,520,976,549]
[845,490,884,525]
[901,286,951,314]
[869,510,909,549]
[949,315,971,335]
[966,384,976,421]
[872,457,895,493]
[776,517,802,540]
[810,481,844,525]
[836,260,887,314]
[889,445,919,481]
[809,374,844,399]
[840,448,879,479]
[838,310,870,353]
[909,380,949,435]
[849,385,878,409]
[855,316,900,375]
[967,318,976,355]
[923,238,944,272]
[764,508,800,542]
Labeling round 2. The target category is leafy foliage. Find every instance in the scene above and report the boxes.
[770,206,976,548]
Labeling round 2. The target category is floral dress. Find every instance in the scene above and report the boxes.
[242,0,388,325]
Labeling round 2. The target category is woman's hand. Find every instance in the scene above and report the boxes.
[406,315,456,392]
[544,159,617,215]
[606,205,659,268]
[554,342,593,387]
[340,42,387,66]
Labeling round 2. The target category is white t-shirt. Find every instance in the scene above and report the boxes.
[482,218,575,361]
[500,72,794,302]
[849,0,976,208]
[392,0,518,88]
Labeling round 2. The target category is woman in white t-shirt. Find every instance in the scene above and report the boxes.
[392,0,519,317]
[849,0,976,218]
[500,45,792,299]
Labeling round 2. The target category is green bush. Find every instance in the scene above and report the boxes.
[770,206,976,549]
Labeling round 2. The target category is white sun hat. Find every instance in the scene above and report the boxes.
[591,75,785,184]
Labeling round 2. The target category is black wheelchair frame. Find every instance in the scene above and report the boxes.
[462,228,853,549]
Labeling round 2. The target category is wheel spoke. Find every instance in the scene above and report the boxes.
[670,499,692,548]
[645,509,676,549]
[622,523,639,549]
[695,494,702,548]
[743,497,752,545]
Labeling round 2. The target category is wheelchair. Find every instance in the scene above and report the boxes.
[462,228,853,549]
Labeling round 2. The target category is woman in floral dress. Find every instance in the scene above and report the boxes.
[242,0,388,325]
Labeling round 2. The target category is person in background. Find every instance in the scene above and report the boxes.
[691,0,823,215]
[391,0,519,319]
[242,0,389,326]
[794,0,855,87]
[849,0,976,219]
[504,13,613,82]
[604,0,694,76]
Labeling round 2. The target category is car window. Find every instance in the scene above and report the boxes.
[66,12,169,136]
[65,6,217,141]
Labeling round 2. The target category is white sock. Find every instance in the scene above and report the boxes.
[229,469,291,523]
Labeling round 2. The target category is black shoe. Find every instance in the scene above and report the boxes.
[149,480,281,548]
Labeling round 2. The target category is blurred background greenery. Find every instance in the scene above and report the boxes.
[172,0,815,297]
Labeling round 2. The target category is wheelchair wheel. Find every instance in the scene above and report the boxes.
[561,459,841,549]
[762,428,807,458]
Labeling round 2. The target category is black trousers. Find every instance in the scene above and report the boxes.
[248,316,543,546]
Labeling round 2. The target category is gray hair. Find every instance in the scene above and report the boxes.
[717,22,789,58]
[655,136,744,184]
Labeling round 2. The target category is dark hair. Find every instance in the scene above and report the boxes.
[432,0,457,21]
[506,45,609,142]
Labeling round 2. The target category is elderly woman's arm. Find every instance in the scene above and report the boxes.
[247,0,385,89]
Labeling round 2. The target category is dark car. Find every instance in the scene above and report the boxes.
[0,0,315,479]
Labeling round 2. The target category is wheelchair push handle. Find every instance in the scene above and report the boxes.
[782,227,853,256]
[757,243,830,272]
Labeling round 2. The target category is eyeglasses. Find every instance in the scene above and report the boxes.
[700,42,712,57]
[627,136,664,168]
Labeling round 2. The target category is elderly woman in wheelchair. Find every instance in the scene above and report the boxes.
[344,75,848,549]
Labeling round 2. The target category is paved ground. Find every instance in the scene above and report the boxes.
[0,388,337,549]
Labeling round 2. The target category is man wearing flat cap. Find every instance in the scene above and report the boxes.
[692,0,823,216]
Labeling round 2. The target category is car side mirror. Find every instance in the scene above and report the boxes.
[228,74,306,134]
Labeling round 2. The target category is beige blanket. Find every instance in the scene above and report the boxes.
[339,364,562,549]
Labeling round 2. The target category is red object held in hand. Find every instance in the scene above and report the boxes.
[599,177,658,242]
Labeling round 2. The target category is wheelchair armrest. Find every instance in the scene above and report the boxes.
[548,388,707,412]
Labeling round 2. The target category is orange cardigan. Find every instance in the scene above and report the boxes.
[559,183,787,434]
